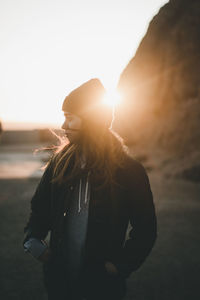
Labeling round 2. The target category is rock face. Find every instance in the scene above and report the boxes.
[112,0,200,180]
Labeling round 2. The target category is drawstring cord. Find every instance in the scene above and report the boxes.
[78,178,82,213]
[78,171,90,213]
[85,175,89,204]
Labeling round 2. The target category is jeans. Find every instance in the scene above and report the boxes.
[43,257,127,300]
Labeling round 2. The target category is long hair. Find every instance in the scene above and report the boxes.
[49,119,128,190]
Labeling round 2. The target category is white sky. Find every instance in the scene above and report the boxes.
[0,0,168,130]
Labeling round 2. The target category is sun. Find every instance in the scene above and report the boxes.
[102,89,122,107]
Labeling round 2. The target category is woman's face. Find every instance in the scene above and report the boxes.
[62,111,82,144]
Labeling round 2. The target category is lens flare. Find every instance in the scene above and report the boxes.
[102,89,121,107]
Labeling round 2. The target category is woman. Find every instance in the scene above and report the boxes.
[23,78,157,300]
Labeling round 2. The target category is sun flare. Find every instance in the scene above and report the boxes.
[102,89,122,107]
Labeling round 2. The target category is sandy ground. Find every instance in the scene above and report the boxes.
[0,144,50,179]
[0,144,200,299]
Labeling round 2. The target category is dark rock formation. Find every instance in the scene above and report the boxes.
[112,0,200,181]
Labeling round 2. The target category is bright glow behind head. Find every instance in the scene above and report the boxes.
[103,89,122,108]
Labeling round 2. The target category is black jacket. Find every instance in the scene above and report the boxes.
[24,154,157,279]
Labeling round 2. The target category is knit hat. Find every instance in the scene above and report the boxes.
[62,78,113,128]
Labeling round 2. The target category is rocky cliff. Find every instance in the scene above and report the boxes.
[113,0,200,181]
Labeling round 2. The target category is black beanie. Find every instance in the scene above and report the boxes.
[62,78,113,128]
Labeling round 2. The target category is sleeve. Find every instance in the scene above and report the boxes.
[115,160,157,279]
[23,157,54,245]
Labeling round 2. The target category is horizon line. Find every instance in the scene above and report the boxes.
[2,121,61,131]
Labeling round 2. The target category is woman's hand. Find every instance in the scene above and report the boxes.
[104,261,119,276]
[38,247,52,263]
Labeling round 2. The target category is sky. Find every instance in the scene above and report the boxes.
[0,0,168,130]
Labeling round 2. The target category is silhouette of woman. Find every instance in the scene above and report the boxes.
[23,78,157,300]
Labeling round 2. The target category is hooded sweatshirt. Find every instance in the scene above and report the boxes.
[60,167,91,288]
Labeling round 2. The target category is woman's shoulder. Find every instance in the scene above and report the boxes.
[117,153,150,189]
[121,154,147,175]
